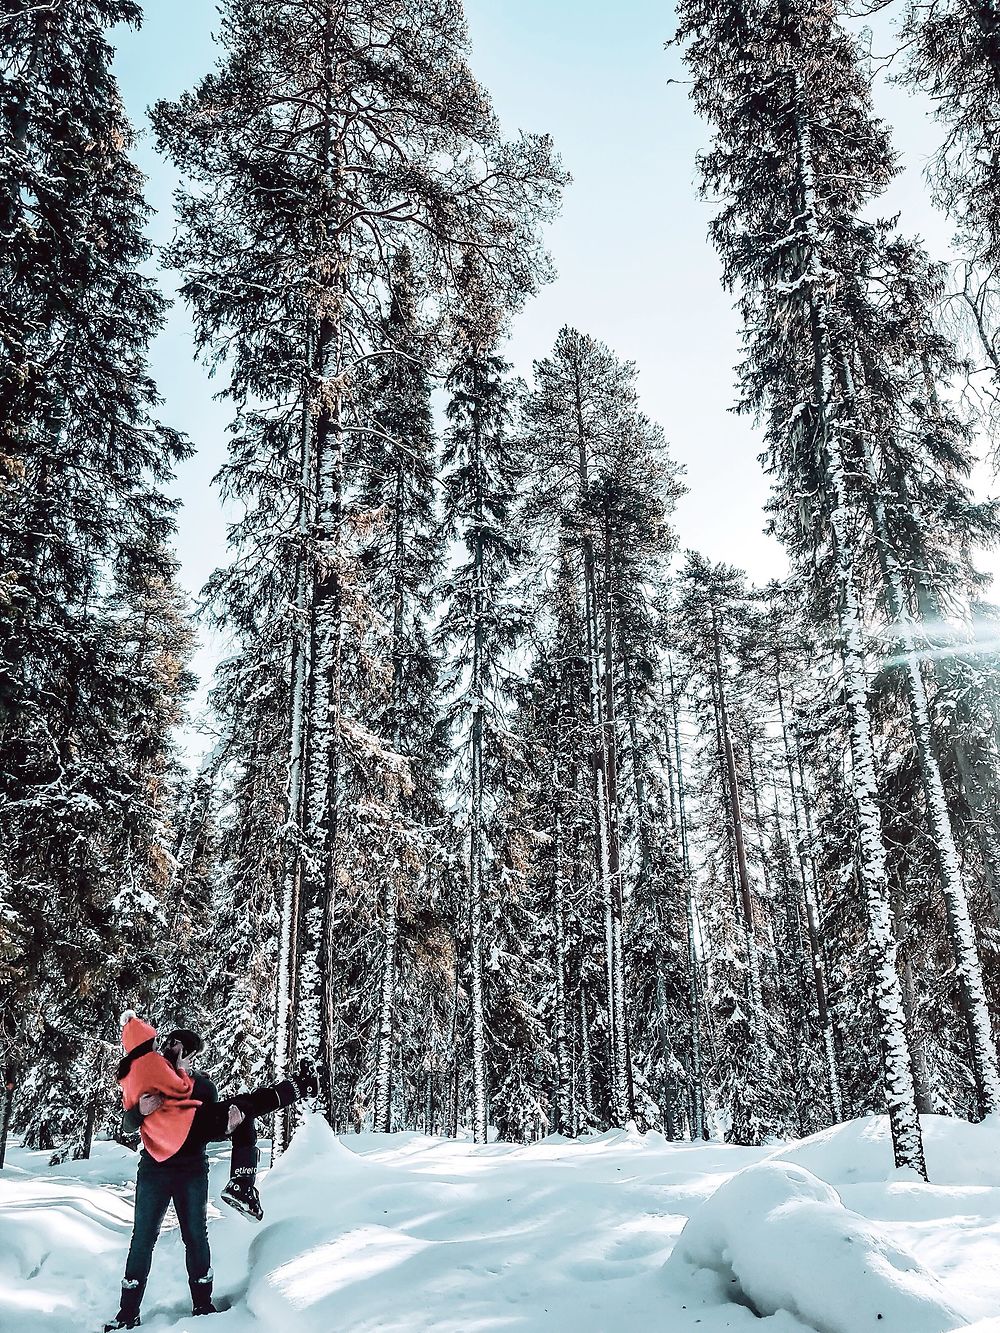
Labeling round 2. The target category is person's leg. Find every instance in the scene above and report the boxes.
[187,1098,230,1145]
[230,1071,312,1121]
[228,1105,259,1176]
[219,1110,263,1221]
[220,1072,313,1203]
[172,1168,216,1315]
[113,1163,173,1325]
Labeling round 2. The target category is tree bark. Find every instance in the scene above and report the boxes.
[668,656,706,1141]
[0,1072,13,1169]
[710,600,766,1066]
[774,650,843,1122]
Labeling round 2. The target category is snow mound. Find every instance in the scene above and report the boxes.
[769,1113,1000,1188]
[0,1175,134,1330]
[666,1159,967,1333]
[245,1113,433,1329]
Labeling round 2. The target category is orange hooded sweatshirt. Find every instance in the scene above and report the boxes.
[118,1011,202,1162]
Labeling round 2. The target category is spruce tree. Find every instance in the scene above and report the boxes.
[354,248,450,1132]
[903,0,1000,277]
[0,0,191,1151]
[153,0,565,1127]
[437,279,523,1143]
[670,0,1000,1172]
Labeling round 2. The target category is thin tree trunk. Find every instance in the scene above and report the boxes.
[774,650,843,1122]
[468,368,488,1145]
[0,1071,13,1169]
[892,894,935,1115]
[373,469,409,1133]
[553,758,573,1136]
[448,960,460,1139]
[579,984,595,1127]
[601,515,634,1124]
[710,600,766,1067]
[668,656,705,1141]
[274,344,315,1157]
[372,860,400,1132]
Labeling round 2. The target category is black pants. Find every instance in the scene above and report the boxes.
[123,1155,213,1297]
[122,1084,282,1299]
[189,1094,260,1174]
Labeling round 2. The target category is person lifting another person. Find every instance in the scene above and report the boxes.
[104,1010,317,1331]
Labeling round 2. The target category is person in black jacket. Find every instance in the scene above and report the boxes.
[104,1027,316,1331]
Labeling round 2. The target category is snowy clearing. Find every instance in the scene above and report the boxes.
[2,1113,999,1332]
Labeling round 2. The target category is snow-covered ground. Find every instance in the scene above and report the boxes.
[2,1113,1000,1332]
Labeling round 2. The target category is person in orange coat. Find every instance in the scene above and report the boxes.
[105,1011,317,1331]
[116,1012,203,1161]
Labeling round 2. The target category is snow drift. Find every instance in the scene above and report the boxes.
[666,1158,965,1333]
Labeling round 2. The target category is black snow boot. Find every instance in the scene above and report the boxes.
[191,1272,217,1316]
[221,1171,263,1222]
[222,1145,263,1221]
[104,1280,144,1330]
[232,1074,302,1120]
[227,1063,317,1125]
[292,1060,318,1100]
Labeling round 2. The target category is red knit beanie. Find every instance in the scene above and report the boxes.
[120,1009,157,1054]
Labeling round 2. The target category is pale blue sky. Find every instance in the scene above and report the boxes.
[111,1,975,717]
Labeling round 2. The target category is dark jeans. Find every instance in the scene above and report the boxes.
[123,1096,260,1295]
[124,1156,212,1294]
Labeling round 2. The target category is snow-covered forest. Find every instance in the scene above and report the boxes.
[7,0,1000,1222]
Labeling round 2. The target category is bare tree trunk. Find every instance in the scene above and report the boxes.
[710,600,766,1070]
[373,469,409,1133]
[774,650,843,1122]
[274,347,315,1157]
[448,960,460,1139]
[468,372,489,1145]
[553,759,573,1136]
[0,1070,13,1169]
[373,862,400,1132]
[601,517,634,1124]
[892,894,935,1115]
[579,985,595,1128]
[668,656,705,1141]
